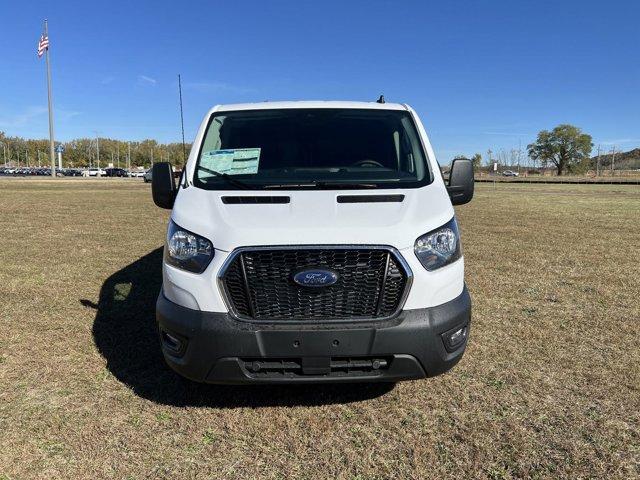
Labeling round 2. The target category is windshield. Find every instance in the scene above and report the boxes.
[193,108,431,190]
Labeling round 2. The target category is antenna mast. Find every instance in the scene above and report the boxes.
[178,74,186,165]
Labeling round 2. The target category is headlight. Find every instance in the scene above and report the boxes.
[165,220,214,273]
[414,217,461,271]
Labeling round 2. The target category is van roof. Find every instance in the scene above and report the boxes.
[211,100,409,113]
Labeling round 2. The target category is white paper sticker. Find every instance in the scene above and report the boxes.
[200,148,261,175]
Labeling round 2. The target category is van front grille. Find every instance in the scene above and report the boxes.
[219,247,410,321]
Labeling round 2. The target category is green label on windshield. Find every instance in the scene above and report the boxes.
[201,148,261,175]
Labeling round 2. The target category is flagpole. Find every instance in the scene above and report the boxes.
[178,74,187,166]
[44,19,56,177]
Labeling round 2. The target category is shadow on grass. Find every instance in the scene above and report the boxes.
[87,248,394,408]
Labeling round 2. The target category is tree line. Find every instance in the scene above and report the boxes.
[0,131,191,169]
[460,124,596,176]
[5,124,633,175]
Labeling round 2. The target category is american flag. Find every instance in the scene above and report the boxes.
[37,34,49,58]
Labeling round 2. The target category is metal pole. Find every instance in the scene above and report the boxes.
[127,142,131,173]
[44,20,56,177]
[178,74,187,166]
[96,133,100,176]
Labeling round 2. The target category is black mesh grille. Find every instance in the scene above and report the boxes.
[220,248,409,321]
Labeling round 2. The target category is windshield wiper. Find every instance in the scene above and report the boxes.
[263,181,378,190]
[314,181,379,189]
[262,183,317,189]
[197,165,255,189]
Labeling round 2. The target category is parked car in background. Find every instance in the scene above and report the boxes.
[143,169,152,183]
[104,167,128,177]
[63,169,83,177]
[502,170,519,177]
[85,168,107,177]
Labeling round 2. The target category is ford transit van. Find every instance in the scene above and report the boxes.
[151,100,474,384]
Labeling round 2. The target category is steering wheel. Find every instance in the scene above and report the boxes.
[351,159,385,168]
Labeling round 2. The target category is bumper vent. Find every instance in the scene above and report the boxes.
[241,357,391,378]
[220,247,411,321]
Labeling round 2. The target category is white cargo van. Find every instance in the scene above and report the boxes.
[151,100,474,384]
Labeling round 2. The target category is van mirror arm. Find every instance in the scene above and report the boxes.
[152,162,177,209]
[447,158,474,205]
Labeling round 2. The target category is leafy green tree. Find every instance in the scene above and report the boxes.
[471,153,482,172]
[527,125,592,176]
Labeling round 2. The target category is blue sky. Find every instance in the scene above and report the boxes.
[1,0,639,162]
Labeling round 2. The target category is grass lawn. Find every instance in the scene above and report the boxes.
[1,179,638,479]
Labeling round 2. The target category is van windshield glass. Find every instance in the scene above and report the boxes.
[194,108,431,190]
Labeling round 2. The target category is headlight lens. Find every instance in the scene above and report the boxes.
[414,217,461,271]
[165,220,214,273]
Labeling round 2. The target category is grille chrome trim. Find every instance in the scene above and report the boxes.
[217,245,413,324]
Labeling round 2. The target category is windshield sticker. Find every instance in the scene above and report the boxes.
[200,148,260,175]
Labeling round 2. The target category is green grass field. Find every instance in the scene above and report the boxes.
[1,179,639,479]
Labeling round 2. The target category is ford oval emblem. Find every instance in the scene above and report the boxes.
[293,269,338,287]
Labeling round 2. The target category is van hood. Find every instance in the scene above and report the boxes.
[170,184,455,252]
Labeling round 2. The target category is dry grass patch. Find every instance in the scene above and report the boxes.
[0,179,638,479]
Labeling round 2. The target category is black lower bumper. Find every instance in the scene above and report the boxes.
[156,286,471,384]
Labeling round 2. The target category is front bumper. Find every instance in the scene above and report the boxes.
[156,286,471,384]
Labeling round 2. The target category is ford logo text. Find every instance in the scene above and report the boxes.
[293,269,338,287]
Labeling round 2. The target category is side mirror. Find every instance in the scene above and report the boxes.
[447,158,474,205]
[152,162,177,209]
